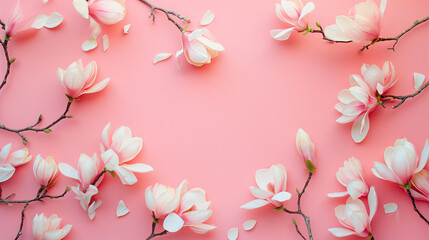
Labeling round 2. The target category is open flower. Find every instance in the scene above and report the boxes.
[57,59,110,100]
[372,138,428,186]
[176,28,225,67]
[328,157,369,199]
[32,213,72,240]
[270,0,315,40]
[296,128,316,171]
[100,123,153,185]
[328,187,377,238]
[335,61,396,143]
[241,164,291,209]
[411,169,429,202]
[0,143,31,183]
[33,155,59,188]
[325,0,387,43]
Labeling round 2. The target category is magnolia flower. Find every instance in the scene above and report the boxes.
[164,188,216,234]
[33,213,72,240]
[176,28,225,67]
[411,169,429,202]
[241,164,291,209]
[145,180,187,221]
[57,59,110,100]
[270,0,315,40]
[325,0,387,43]
[296,128,316,171]
[328,157,369,199]
[100,123,153,185]
[328,187,377,238]
[33,155,59,188]
[0,143,31,183]
[335,61,396,143]
[372,138,428,186]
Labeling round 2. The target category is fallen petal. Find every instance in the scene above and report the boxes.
[200,10,215,26]
[384,203,398,214]
[82,39,97,51]
[31,15,48,29]
[123,24,131,34]
[116,200,130,217]
[45,12,63,28]
[228,227,238,240]
[153,53,172,64]
[103,34,109,52]
[414,72,425,91]
[243,220,256,231]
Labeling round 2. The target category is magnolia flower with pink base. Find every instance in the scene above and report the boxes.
[325,0,387,43]
[176,28,225,67]
[335,61,396,143]
[296,128,316,172]
[411,169,429,202]
[32,213,72,240]
[57,59,110,100]
[241,164,291,209]
[328,157,369,199]
[100,123,153,185]
[270,0,315,40]
[329,187,377,238]
[33,155,59,188]
[0,143,31,183]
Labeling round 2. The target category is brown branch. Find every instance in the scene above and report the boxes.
[91,169,107,186]
[0,19,5,29]
[146,221,168,240]
[0,186,70,205]
[406,189,429,225]
[14,203,28,240]
[0,36,13,91]
[309,25,352,44]
[138,0,190,32]
[380,80,429,109]
[0,100,73,145]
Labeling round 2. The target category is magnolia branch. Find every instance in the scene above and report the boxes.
[139,0,190,32]
[380,80,429,109]
[92,169,107,186]
[283,172,313,240]
[406,189,429,225]
[15,203,28,240]
[146,221,168,240]
[0,100,73,145]
[0,32,13,91]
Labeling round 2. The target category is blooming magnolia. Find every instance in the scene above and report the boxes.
[32,213,72,240]
[411,169,429,202]
[325,0,387,43]
[328,187,377,238]
[372,138,428,186]
[241,164,291,209]
[328,157,369,199]
[100,123,153,185]
[33,155,59,188]
[296,128,316,171]
[0,143,31,183]
[57,59,110,99]
[176,28,225,67]
[335,61,396,143]
[270,0,315,41]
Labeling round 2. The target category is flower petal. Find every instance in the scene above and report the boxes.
[120,163,153,173]
[116,200,130,217]
[328,228,356,237]
[153,53,172,64]
[114,166,137,185]
[73,0,89,19]
[58,163,79,181]
[101,149,119,171]
[228,227,238,240]
[240,199,270,209]
[271,191,291,202]
[163,212,184,233]
[0,164,15,183]
[368,186,378,221]
[327,191,349,198]
[0,144,12,163]
[103,34,109,52]
[82,39,97,51]
[200,10,215,26]
[83,78,110,95]
[351,113,370,143]
[270,28,295,41]
[123,24,131,34]
[384,203,398,214]
[243,219,256,231]
[45,12,63,28]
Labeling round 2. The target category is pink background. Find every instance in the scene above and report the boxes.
[1,0,428,239]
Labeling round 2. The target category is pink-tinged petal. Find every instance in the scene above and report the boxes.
[327,191,349,198]
[347,179,368,199]
[185,40,209,64]
[153,53,172,64]
[336,115,356,124]
[82,60,97,88]
[270,28,295,41]
[414,73,425,91]
[350,214,366,233]
[335,16,367,43]
[178,191,197,214]
[58,163,79,181]
[338,89,356,104]
[112,126,132,151]
[0,164,15,183]
[89,17,101,40]
[163,212,184,233]
[120,163,153,173]
[82,39,98,52]
[145,188,156,212]
[228,227,238,240]
[243,220,257,231]
[255,168,272,190]
[0,144,12,163]
[116,200,130,217]
[186,223,216,234]
[29,15,48,29]
[240,199,270,209]
[197,36,224,51]
[417,139,429,173]
[114,166,137,185]
[271,191,291,202]
[100,149,119,171]
[383,203,398,214]
[7,148,31,167]
[89,0,126,25]
[103,34,109,52]
[328,227,356,237]
[101,123,111,147]
[182,209,212,224]
[5,0,23,37]
[324,24,351,42]
[250,187,273,199]
[368,187,377,222]
[73,0,89,19]
[362,66,383,92]
[44,224,72,240]
[88,200,102,220]
[200,10,215,26]
[349,86,369,105]
[372,162,397,183]
[297,2,315,24]
[380,0,387,15]
[410,189,429,202]
[123,23,131,34]
[44,12,64,28]
[83,78,110,95]
[117,137,143,163]
[351,113,370,143]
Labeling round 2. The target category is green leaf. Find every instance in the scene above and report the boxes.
[44,129,52,133]
[108,170,116,178]
[305,159,316,173]
[65,115,74,118]
[292,218,297,226]
[296,188,300,195]
[9,57,16,64]
[66,94,74,103]
[23,139,28,145]
[316,22,321,28]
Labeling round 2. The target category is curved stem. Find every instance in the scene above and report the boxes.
[14,203,28,240]
[406,189,429,225]
[0,36,13,91]
[0,186,70,204]
[380,80,429,109]
[138,0,190,32]
[92,169,107,186]
[146,221,168,240]
[0,100,73,145]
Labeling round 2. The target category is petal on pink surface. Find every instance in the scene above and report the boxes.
[200,10,215,26]
[123,23,131,34]
[297,2,315,23]
[270,28,294,41]
[240,199,270,209]
[228,227,238,240]
[414,73,425,91]
[83,78,110,94]
[187,223,216,234]
[120,163,153,173]
[328,228,356,237]
[380,0,387,15]
[0,144,11,163]
[82,39,98,52]
[103,34,109,52]
[153,53,172,64]
[271,191,291,202]
[351,113,369,143]
[73,0,89,19]
[368,187,377,221]
[0,164,15,182]
[383,203,398,214]
[417,140,429,172]
[58,163,79,181]
[44,12,64,28]
[243,219,256,231]
[372,162,397,183]
[145,188,156,212]
[163,212,184,232]
[116,200,130,217]
[115,165,138,185]
[101,149,119,171]
[327,191,349,198]
[117,137,143,163]
[101,123,111,147]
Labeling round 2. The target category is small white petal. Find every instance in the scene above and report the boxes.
[31,15,48,29]
[200,10,215,26]
[103,34,109,52]
[45,12,63,28]
[73,0,89,19]
[384,203,398,214]
[414,72,425,91]
[116,200,130,217]
[123,24,131,34]
[153,53,172,64]
[82,39,97,51]
[228,227,238,240]
[243,220,256,231]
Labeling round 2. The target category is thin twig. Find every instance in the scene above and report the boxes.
[406,189,429,225]
[0,19,5,29]
[310,25,352,44]
[0,186,70,205]
[283,172,314,240]
[380,80,429,108]
[0,36,13,91]
[0,100,73,145]
[146,221,168,240]
[293,220,306,240]
[91,169,107,186]
[14,203,28,240]
[138,0,189,32]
